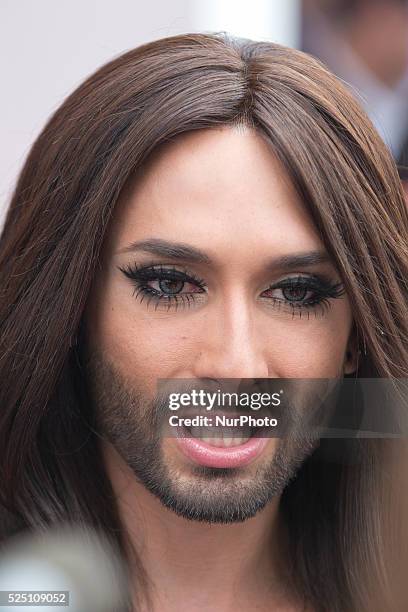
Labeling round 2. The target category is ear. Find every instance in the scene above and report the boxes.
[343,331,359,375]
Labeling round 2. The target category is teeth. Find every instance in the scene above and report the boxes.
[188,426,251,447]
[202,436,224,447]
[200,436,251,447]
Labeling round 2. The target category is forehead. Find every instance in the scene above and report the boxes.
[105,126,324,260]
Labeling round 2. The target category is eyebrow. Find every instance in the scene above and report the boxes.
[117,238,212,263]
[118,238,331,270]
[117,238,332,271]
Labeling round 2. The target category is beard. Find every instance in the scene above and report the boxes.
[82,348,320,524]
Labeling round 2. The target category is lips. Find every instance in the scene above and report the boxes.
[174,425,269,468]
[179,411,265,446]
[188,426,252,446]
[185,418,254,446]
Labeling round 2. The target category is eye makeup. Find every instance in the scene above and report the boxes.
[117,261,346,317]
[118,263,206,311]
[260,274,345,319]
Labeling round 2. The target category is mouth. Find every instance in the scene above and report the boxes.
[174,422,269,469]
[184,422,262,446]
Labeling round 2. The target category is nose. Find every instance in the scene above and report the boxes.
[191,293,270,381]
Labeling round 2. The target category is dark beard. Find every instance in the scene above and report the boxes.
[82,349,319,524]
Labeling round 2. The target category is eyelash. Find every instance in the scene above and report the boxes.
[118,263,207,311]
[118,262,346,318]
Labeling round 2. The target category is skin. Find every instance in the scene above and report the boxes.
[83,125,357,611]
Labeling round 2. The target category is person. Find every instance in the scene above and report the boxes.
[0,32,407,612]
[301,0,408,175]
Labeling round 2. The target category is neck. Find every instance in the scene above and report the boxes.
[103,442,300,612]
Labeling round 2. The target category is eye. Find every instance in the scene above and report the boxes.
[260,275,345,318]
[263,284,314,303]
[158,278,183,294]
[118,263,207,311]
[151,277,201,296]
[281,285,311,302]
[118,263,345,318]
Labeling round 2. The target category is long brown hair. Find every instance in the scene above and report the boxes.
[0,32,407,611]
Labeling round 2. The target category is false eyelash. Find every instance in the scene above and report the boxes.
[119,261,206,289]
[118,263,346,315]
[261,275,346,319]
[130,286,197,312]
[117,262,207,311]
[267,274,346,303]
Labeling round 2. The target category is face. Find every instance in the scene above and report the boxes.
[82,126,356,523]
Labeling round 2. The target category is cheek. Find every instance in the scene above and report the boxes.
[268,328,348,377]
[265,305,352,378]
[85,291,194,395]
[112,320,192,386]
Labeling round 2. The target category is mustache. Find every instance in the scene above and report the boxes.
[83,347,338,434]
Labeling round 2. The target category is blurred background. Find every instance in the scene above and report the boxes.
[301,0,408,195]
[1,0,408,226]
